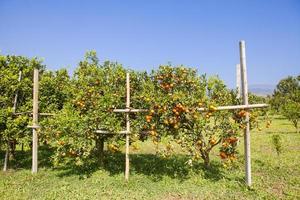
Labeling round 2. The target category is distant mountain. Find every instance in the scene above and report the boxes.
[248,84,276,96]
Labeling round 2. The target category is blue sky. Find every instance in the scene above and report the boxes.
[0,0,299,87]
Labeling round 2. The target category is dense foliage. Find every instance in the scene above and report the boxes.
[270,75,300,132]
[0,52,268,170]
[0,55,44,159]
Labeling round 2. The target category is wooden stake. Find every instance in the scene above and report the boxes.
[13,71,22,113]
[236,64,241,99]
[125,73,130,181]
[239,40,251,186]
[3,145,9,172]
[32,68,39,173]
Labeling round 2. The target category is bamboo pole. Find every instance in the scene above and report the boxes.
[239,40,251,186]
[14,112,56,116]
[32,68,39,173]
[15,104,267,116]
[3,144,9,171]
[236,64,241,99]
[114,104,267,113]
[113,108,147,113]
[95,130,130,134]
[196,103,267,111]
[125,73,130,182]
[13,71,22,113]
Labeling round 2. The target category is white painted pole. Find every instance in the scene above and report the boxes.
[236,64,241,99]
[32,68,39,173]
[125,73,130,181]
[239,40,251,186]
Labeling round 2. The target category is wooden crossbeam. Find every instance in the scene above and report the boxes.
[96,130,129,134]
[113,108,147,113]
[196,103,268,111]
[111,103,268,113]
[14,112,56,116]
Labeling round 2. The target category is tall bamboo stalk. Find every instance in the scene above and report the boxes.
[125,73,130,181]
[239,40,252,186]
[32,68,39,173]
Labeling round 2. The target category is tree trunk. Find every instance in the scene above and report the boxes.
[200,150,210,169]
[204,153,210,169]
[10,140,16,159]
[96,137,104,166]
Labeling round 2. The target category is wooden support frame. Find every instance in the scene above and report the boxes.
[96,41,265,186]
[9,41,263,187]
[96,72,144,182]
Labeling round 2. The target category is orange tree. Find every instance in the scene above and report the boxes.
[39,69,71,113]
[137,65,248,168]
[270,75,300,132]
[0,55,44,161]
[42,51,150,167]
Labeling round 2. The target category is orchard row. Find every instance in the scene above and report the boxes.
[0,52,268,170]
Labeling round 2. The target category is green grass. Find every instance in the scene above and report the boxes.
[0,115,299,200]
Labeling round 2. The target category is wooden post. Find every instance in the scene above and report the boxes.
[13,71,22,113]
[239,40,251,186]
[125,73,130,181]
[3,145,9,171]
[32,68,39,173]
[236,64,241,98]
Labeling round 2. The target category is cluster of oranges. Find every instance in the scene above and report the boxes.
[172,103,189,115]
[75,100,85,108]
[238,110,248,118]
[145,109,155,122]
[57,140,65,146]
[209,137,218,145]
[160,82,174,91]
[219,136,239,160]
[108,144,119,153]
[219,151,236,161]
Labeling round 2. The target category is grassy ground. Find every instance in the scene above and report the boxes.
[0,115,299,200]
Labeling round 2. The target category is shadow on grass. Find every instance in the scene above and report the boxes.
[1,146,226,182]
[265,131,296,134]
[56,152,225,182]
[0,145,54,170]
